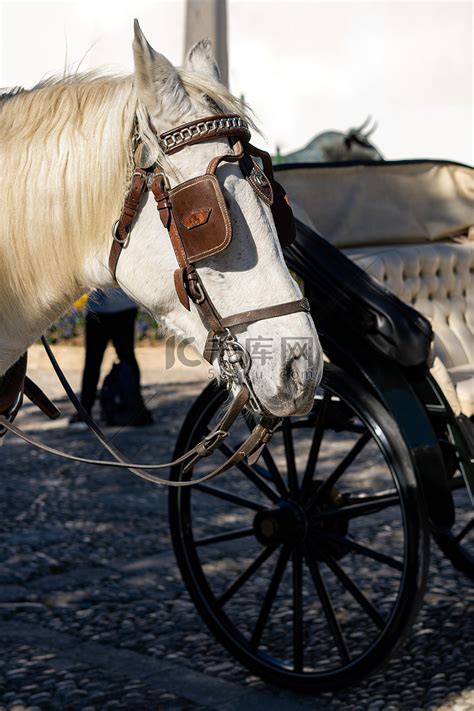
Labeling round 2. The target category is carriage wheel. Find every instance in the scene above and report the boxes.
[432,470,474,580]
[169,364,429,691]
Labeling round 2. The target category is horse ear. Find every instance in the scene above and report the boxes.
[132,19,190,123]
[184,38,220,83]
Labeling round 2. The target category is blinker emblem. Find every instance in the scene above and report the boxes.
[181,208,212,230]
[251,166,268,187]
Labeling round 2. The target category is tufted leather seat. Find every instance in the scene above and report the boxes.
[278,160,474,416]
[346,242,474,415]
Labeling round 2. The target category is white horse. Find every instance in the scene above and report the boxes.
[0,21,322,417]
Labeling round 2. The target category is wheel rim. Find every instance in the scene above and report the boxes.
[170,375,425,688]
[433,472,474,577]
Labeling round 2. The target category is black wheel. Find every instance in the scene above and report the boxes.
[169,364,430,691]
[432,470,474,580]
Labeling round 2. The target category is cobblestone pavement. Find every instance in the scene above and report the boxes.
[0,345,472,711]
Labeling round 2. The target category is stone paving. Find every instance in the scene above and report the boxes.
[0,345,473,711]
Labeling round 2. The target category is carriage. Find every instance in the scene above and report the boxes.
[169,158,474,690]
[1,22,472,695]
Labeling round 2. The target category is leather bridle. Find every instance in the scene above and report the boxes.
[109,112,309,415]
[0,113,312,488]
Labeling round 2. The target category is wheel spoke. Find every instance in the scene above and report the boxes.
[314,544,387,630]
[195,527,255,547]
[217,439,281,504]
[194,484,267,512]
[300,391,330,499]
[250,545,291,650]
[313,430,372,504]
[315,532,404,571]
[216,545,277,607]
[312,493,401,522]
[282,419,299,494]
[245,417,289,497]
[304,546,350,664]
[292,545,304,671]
[454,517,473,543]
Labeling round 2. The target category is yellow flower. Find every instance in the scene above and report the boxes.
[73,294,89,309]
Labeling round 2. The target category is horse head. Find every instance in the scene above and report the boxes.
[112,22,322,417]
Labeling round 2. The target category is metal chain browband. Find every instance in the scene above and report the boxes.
[159,114,251,154]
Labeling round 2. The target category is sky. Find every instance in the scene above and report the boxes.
[0,0,472,164]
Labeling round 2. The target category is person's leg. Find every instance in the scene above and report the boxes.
[110,308,140,381]
[80,313,110,414]
[109,308,153,425]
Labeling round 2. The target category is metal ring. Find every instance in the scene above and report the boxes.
[111,220,129,246]
[191,281,205,304]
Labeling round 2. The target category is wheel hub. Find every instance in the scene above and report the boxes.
[254,500,307,546]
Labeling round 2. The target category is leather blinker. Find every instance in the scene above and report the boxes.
[243,157,274,206]
[242,153,296,248]
[169,174,232,263]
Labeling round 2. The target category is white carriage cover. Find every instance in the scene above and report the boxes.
[276,160,473,247]
[276,160,474,416]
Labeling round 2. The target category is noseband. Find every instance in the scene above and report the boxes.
[108,113,309,413]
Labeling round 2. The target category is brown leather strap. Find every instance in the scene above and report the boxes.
[173,268,190,310]
[206,146,245,176]
[203,298,310,363]
[159,115,250,155]
[24,377,61,420]
[221,298,310,329]
[109,169,147,278]
[149,173,190,270]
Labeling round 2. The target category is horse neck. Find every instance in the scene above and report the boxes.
[0,77,135,374]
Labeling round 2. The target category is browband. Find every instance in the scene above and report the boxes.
[159,114,251,155]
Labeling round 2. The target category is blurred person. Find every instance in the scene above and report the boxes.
[69,289,153,427]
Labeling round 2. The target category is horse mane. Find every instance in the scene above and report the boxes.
[0,69,253,330]
[0,73,136,328]
[0,86,25,103]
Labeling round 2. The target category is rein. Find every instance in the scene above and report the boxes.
[0,113,308,487]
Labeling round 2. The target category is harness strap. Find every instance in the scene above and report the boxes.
[24,377,61,420]
[220,298,310,330]
[203,298,311,363]
[109,169,148,279]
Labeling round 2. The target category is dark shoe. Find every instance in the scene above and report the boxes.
[131,409,154,427]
